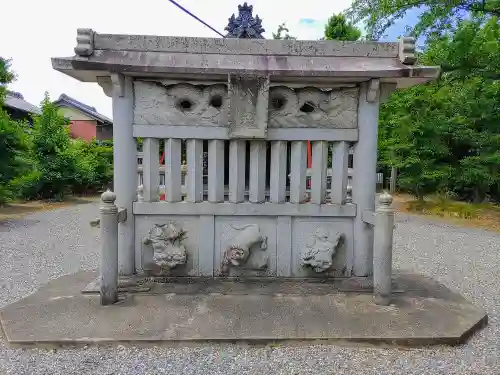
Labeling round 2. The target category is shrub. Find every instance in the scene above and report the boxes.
[29,93,75,200]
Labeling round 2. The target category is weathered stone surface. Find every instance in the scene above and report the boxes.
[93,34,400,57]
[227,75,269,139]
[0,271,487,347]
[269,87,359,128]
[133,81,227,126]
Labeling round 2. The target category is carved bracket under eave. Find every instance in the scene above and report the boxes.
[97,74,126,98]
[97,76,113,97]
[366,79,380,103]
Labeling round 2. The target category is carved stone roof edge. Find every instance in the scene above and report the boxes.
[51,54,440,90]
[84,31,400,58]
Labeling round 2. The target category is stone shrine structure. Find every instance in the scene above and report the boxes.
[0,4,486,348]
[53,3,441,300]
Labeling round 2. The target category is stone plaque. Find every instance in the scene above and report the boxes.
[227,74,269,139]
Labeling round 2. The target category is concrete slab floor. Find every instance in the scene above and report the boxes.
[0,271,487,348]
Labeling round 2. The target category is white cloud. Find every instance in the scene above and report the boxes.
[0,0,352,118]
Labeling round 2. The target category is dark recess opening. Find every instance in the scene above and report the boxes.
[271,96,286,110]
[177,99,194,111]
[299,101,315,113]
[209,94,223,108]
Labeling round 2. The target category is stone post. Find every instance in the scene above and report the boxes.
[111,73,136,276]
[352,80,380,276]
[373,192,395,306]
[99,190,119,305]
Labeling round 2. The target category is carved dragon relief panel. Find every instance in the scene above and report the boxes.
[133,81,359,130]
[268,86,359,129]
[134,81,228,126]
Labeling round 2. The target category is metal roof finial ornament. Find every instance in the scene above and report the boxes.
[225,2,265,39]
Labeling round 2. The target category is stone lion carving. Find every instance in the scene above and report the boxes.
[301,228,344,273]
[221,224,268,274]
[143,223,188,270]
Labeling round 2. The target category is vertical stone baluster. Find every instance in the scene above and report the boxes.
[373,192,395,306]
[330,141,350,204]
[290,141,307,203]
[186,139,203,202]
[99,190,118,305]
[208,140,225,202]
[229,140,246,203]
[249,141,267,203]
[310,141,328,204]
[165,138,182,202]
[270,141,287,203]
[142,138,160,202]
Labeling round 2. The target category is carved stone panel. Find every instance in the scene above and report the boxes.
[133,81,228,126]
[135,215,200,276]
[142,223,188,272]
[291,218,353,277]
[300,228,344,273]
[227,75,270,139]
[215,217,277,277]
[268,86,359,128]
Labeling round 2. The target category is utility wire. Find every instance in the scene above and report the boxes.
[167,0,226,37]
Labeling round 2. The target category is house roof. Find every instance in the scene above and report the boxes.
[3,91,41,114]
[54,94,112,125]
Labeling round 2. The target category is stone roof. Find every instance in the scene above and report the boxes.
[52,29,439,89]
[53,94,112,125]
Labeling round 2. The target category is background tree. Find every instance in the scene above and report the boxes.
[0,58,29,204]
[272,23,297,40]
[346,0,500,40]
[324,13,362,41]
[378,18,500,202]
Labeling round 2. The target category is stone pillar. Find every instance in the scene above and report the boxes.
[111,74,136,276]
[352,79,380,276]
[373,192,395,305]
[99,190,119,305]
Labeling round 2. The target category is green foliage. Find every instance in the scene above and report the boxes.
[421,17,500,79]
[27,93,75,200]
[346,0,500,40]
[272,23,297,40]
[0,58,15,101]
[324,13,362,41]
[69,139,113,194]
[379,18,500,202]
[17,94,114,200]
[0,57,29,204]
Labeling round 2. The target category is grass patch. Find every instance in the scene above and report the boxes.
[395,194,500,232]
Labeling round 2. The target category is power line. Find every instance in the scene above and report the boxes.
[167,0,225,38]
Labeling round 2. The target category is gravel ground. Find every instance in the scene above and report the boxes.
[0,202,498,375]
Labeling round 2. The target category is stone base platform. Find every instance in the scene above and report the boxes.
[0,271,487,348]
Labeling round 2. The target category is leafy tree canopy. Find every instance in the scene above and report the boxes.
[379,18,500,201]
[324,13,362,41]
[346,0,500,40]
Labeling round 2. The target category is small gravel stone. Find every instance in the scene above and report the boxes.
[0,203,498,374]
